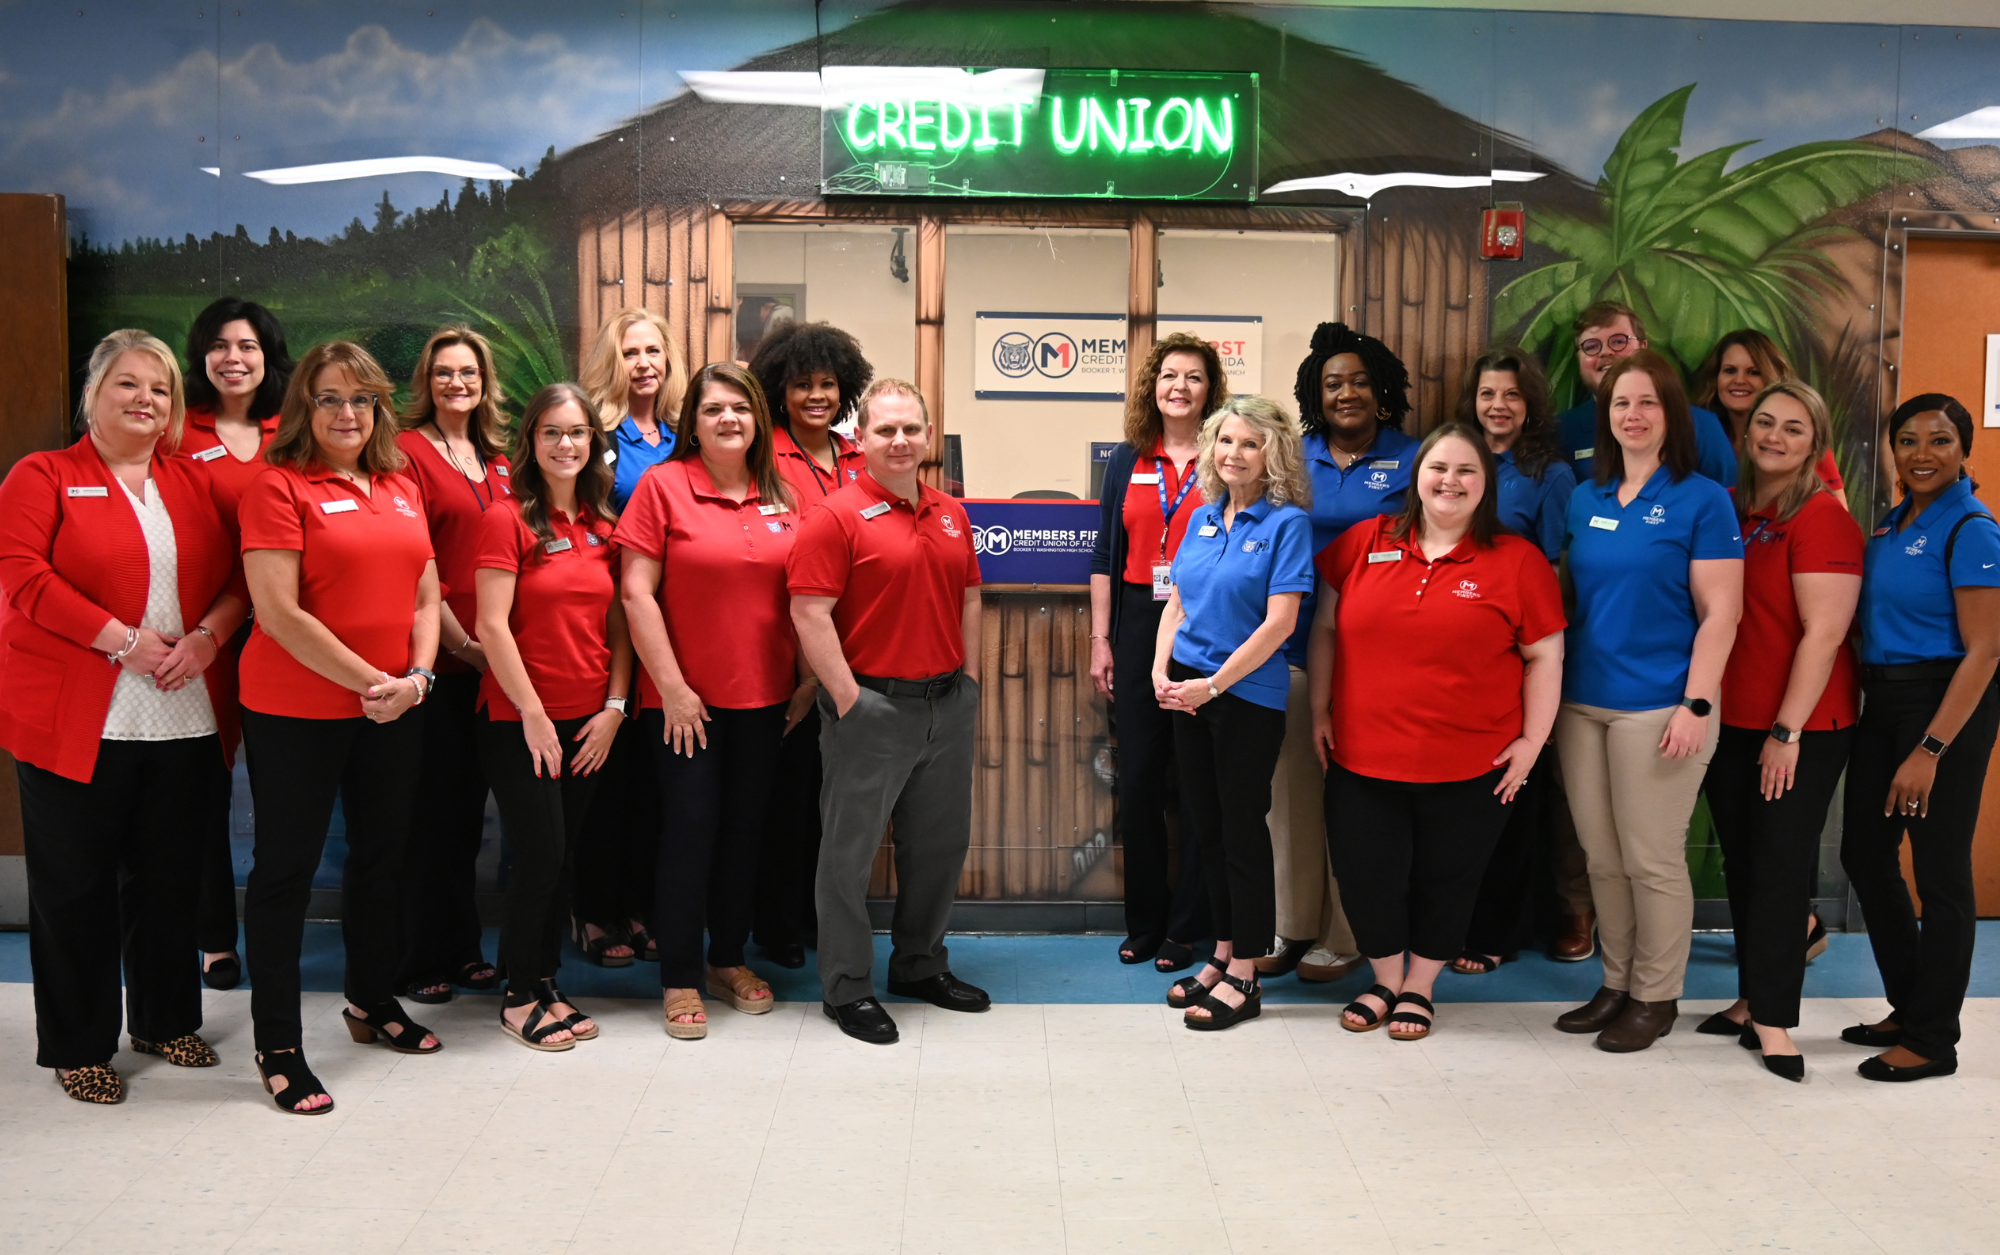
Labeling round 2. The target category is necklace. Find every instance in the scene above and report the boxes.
[433,420,494,512]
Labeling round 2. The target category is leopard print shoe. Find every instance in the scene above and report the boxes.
[56,1064,124,1104]
[130,1034,219,1068]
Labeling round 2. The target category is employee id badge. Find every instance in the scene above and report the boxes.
[1152,562,1174,601]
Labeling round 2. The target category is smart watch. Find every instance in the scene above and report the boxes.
[1679,696,1712,718]
[1919,733,1949,758]
[604,696,630,717]
[1769,722,1802,745]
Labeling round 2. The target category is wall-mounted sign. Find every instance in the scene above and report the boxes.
[1160,315,1262,395]
[823,68,1258,201]
[965,500,1100,585]
[974,311,1263,401]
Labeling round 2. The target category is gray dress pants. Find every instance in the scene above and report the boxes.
[815,675,979,1005]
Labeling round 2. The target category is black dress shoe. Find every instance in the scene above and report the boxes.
[201,954,241,991]
[824,998,899,1045]
[760,942,807,970]
[1695,1010,1747,1036]
[1762,1052,1805,1082]
[1841,1022,1903,1048]
[1857,1052,1957,1082]
[886,972,991,1013]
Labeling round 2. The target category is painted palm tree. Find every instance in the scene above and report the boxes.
[1493,84,1932,405]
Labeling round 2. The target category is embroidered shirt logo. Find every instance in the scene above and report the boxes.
[584,533,603,546]
[1644,505,1667,525]
[1367,470,1390,489]
[939,513,963,539]
[1451,580,1481,600]
[1241,538,1270,554]
[1906,534,1928,557]
[393,495,418,519]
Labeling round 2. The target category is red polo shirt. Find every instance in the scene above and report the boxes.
[475,501,618,721]
[1317,516,1566,783]
[238,464,435,720]
[1722,490,1862,731]
[773,426,865,506]
[614,459,798,710]
[395,430,511,673]
[1120,443,1203,585]
[786,472,982,681]
[179,407,280,536]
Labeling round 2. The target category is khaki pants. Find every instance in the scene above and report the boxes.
[1554,701,1716,1002]
[1267,666,1358,955]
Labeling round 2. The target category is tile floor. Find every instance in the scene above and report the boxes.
[5,984,2000,1253]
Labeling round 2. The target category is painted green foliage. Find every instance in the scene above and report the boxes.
[1493,84,1932,408]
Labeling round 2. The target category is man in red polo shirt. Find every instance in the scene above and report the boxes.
[788,378,987,1044]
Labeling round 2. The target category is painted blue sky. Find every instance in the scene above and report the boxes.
[3,1,1997,245]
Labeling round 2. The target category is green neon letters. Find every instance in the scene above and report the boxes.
[850,94,1233,158]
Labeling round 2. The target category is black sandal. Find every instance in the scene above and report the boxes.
[1387,991,1435,1041]
[342,1000,443,1054]
[1118,934,1163,965]
[404,978,454,1005]
[572,918,634,968]
[455,960,501,991]
[500,987,575,1052]
[256,1050,332,1115]
[1342,984,1396,1033]
[1185,971,1261,1032]
[1154,939,1196,973]
[1167,956,1228,1009]
[625,924,660,964]
[1449,952,1507,975]
[539,979,598,1040]
[201,952,242,991]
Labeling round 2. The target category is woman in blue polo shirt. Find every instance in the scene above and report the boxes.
[1554,351,1743,1054]
[1841,393,2000,1083]
[1152,395,1314,1032]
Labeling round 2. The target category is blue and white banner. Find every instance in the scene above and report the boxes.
[974,312,1129,401]
[965,499,1100,585]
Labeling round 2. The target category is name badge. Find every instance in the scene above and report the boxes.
[1370,460,1400,470]
[1872,526,1890,537]
[320,498,359,515]
[1129,472,1161,484]
[544,537,573,555]
[66,486,109,498]
[602,449,617,465]
[1367,550,1402,563]
[860,501,891,520]
[495,465,509,477]
[758,502,788,516]
[193,445,227,462]
[1152,562,1174,601]
[1589,516,1618,531]
[1574,447,1594,460]
[1197,524,1219,538]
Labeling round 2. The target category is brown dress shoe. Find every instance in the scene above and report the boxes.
[1552,911,1596,962]
[1595,999,1678,1053]
[1555,986,1629,1034]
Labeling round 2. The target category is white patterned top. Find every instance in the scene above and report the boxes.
[102,479,218,742]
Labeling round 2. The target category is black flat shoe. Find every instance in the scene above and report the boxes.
[886,971,991,1013]
[1858,1053,1956,1082]
[201,953,241,991]
[1696,1010,1748,1036]
[1762,1052,1805,1082]
[1805,916,1829,963]
[760,941,807,970]
[1185,971,1261,1032]
[1118,934,1163,965]
[824,997,899,1045]
[1154,939,1195,973]
[1739,1022,1760,1050]
[1841,1022,1902,1048]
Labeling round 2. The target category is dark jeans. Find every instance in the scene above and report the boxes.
[1168,658,1284,958]
[1705,724,1851,1028]
[19,737,223,1069]
[754,704,824,950]
[242,709,423,1053]
[195,761,239,954]
[476,714,603,986]
[1842,675,2000,1062]
[646,704,787,990]
[1326,763,1512,961]
[1115,583,1210,944]
[1463,754,1554,958]
[575,717,659,929]
[401,670,490,985]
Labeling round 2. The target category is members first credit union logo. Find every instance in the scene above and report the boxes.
[1906,533,1928,557]
[993,331,1079,380]
[973,525,1013,555]
[1452,579,1482,600]
[1644,504,1667,525]
[1367,469,1390,489]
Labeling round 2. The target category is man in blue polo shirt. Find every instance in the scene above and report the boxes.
[1557,301,1736,489]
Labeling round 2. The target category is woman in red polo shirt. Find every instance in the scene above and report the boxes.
[1698,381,1861,1081]
[475,382,633,1051]
[0,330,248,1104]
[238,341,443,1115]
[178,297,292,992]
[616,362,805,1038]
[747,321,872,970]
[1308,424,1565,1040]
[393,326,511,1003]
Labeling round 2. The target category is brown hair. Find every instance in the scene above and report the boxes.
[79,328,186,453]
[1453,346,1561,480]
[266,342,407,475]
[1392,423,1506,548]
[668,362,794,512]
[855,377,930,427]
[1125,333,1230,450]
[1592,350,1697,485]
[1572,300,1647,344]
[400,324,507,460]
[1692,329,1796,437]
[580,308,687,433]
[509,382,618,548]
[1737,380,1832,525]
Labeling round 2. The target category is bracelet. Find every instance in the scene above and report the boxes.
[1205,678,1220,699]
[445,633,472,656]
[107,625,139,663]
[191,625,217,647]
[1088,633,1109,641]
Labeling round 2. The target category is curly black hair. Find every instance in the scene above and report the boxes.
[1292,322,1412,438]
[183,296,293,420]
[747,320,874,430]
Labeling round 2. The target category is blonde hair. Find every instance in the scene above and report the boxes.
[854,376,929,428]
[400,324,507,459]
[79,329,186,452]
[580,308,687,432]
[266,342,408,475]
[1196,395,1310,509]
[1738,379,1833,524]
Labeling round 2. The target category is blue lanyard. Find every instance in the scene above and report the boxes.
[1745,516,1774,546]
[1156,458,1198,558]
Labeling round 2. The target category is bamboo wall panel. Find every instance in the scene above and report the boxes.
[1127,213,1157,392]
[1363,211,1493,429]
[915,213,947,488]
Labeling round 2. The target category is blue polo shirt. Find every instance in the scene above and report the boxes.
[1285,424,1420,665]
[1564,465,1743,711]
[1558,400,1738,489]
[1858,477,2000,666]
[608,416,677,509]
[1170,497,1316,710]
[1495,448,1577,562]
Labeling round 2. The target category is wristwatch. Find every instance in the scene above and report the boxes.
[1919,733,1949,758]
[1769,722,1802,745]
[1679,696,1712,718]
[604,696,630,717]
[404,666,436,705]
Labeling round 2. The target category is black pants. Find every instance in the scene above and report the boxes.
[1117,584,1211,944]
[574,717,659,929]
[19,737,223,1069]
[646,704,787,989]
[1463,754,1553,958]
[1326,763,1512,961]
[754,705,823,950]
[195,761,240,954]
[1704,724,1852,1028]
[1168,659,1284,957]
[401,670,490,986]
[476,713,604,986]
[1841,676,2000,1062]
[242,709,424,1053]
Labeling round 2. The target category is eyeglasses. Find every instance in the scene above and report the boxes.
[431,368,482,384]
[312,393,378,413]
[535,426,595,447]
[1577,333,1635,358]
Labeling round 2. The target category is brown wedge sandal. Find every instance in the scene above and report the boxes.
[664,988,708,1040]
[56,1064,123,1104]
[130,1033,219,1068]
[707,965,775,1015]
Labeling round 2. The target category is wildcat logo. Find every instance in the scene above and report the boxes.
[1906,534,1929,557]
[1644,505,1667,525]
[1451,580,1481,600]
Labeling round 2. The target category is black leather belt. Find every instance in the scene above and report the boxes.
[1861,661,1963,683]
[854,671,962,700]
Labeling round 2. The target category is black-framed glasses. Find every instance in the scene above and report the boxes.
[1577,333,1635,358]
[312,393,378,413]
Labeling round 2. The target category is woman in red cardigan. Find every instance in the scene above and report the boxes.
[0,329,248,1104]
